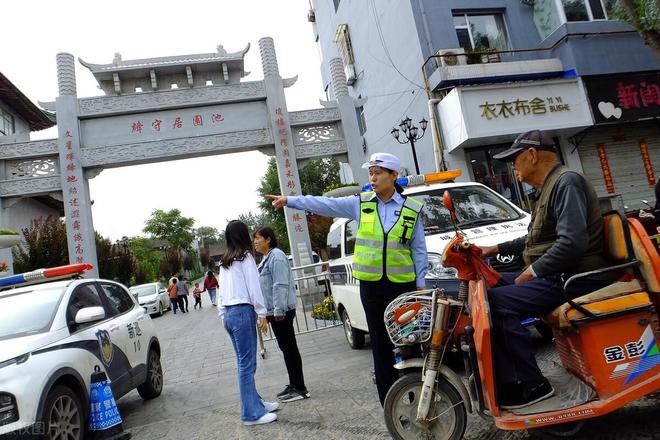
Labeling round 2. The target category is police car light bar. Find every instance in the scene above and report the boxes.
[361,169,462,192]
[0,263,93,288]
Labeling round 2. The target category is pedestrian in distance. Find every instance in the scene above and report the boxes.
[176,275,190,313]
[218,220,279,425]
[267,152,428,407]
[203,270,219,306]
[253,226,310,403]
[193,282,203,309]
[167,278,179,314]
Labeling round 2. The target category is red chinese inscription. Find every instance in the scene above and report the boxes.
[132,121,144,133]
[193,115,204,127]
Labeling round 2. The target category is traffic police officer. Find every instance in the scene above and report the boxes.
[268,152,428,406]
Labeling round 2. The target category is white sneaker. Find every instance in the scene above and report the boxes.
[243,412,277,426]
[262,401,279,412]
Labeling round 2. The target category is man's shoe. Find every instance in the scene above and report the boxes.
[500,378,554,410]
[262,401,279,412]
[279,388,310,403]
[243,412,277,426]
[276,385,293,399]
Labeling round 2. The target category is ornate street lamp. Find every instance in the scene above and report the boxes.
[391,116,427,175]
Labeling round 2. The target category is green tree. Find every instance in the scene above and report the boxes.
[237,211,268,235]
[13,215,69,272]
[127,237,163,283]
[143,209,195,251]
[257,157,342,255]
[195,226,221,247]
[95,233,135,286]
[611,0,660,57]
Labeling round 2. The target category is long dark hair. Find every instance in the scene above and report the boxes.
[254,225,278,249]
[221,220,254,268]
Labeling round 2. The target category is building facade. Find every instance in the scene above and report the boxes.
[310,0,659,211]
[0,72,60,273]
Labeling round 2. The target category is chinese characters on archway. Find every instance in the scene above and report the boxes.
[479,96,570,120]
[130,113,224,133]
[62,130,85,264]
[274,106,304,235]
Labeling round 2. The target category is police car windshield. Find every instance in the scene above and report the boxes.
[414,186,523,236]
[130,285,158,297]
[0,287,66,340]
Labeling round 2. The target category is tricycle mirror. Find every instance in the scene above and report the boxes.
[442,190,458,223]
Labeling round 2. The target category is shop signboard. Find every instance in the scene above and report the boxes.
[584,71,660,125]
[437,79,593,152]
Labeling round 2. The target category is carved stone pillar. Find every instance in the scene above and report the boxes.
[56,53,100,277]
[258,37,314,268]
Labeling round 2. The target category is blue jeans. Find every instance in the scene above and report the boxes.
[207,287,217,304]
[223,304,267,421]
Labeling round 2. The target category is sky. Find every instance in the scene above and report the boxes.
[1,0,325,241]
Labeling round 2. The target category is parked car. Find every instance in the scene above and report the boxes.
[129,282,170,316]
[328,181,530,349]
[0,265,163,439]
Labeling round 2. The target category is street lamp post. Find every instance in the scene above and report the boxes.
[390,116,428,175]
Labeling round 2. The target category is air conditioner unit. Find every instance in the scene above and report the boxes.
[345,63,357,85]
[435,48,466,68]
[307,9,316,22]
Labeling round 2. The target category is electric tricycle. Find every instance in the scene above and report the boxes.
[382,191,660,439]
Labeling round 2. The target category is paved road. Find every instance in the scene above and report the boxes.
[117,303,660,439]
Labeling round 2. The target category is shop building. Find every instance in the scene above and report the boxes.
[309,0,659,209]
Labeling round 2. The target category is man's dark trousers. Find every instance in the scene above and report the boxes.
[489,271,609,385]
[267,309,306,390]
[360,278,416,406]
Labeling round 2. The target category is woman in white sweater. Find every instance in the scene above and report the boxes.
[218,220,278,425]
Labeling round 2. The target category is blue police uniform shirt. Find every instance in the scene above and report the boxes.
[288,192,428,287]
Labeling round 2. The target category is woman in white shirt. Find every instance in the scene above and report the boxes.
[218,220,278,425]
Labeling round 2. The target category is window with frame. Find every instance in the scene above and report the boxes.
[327,226,342,260]
[345,220,358,256]
[562,0,608,21]
[534,0,612,39]
[0,108,14,136]
[334,24,355,67]
[100,283,134,316]
[453,13,510,52]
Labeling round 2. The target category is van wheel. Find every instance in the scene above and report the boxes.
[42,385,84,440]
[341,309,365,349]
[137,348,163,400]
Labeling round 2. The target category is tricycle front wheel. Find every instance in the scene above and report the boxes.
[384,372,467,440]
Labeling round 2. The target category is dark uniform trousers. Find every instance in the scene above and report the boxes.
[489,271,611,386]
[360,277,416,406]
[266,309,306,391]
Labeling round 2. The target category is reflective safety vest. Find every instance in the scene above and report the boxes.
[352,191,424,283]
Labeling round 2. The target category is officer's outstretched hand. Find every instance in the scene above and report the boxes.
[267,195,288,210]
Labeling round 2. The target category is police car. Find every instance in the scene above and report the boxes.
[0,264,163,439]
[326,173,531,349]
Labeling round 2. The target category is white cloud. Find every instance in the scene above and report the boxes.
[2,0,323,240]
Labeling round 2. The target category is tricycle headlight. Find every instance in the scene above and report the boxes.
[426,252,458,280]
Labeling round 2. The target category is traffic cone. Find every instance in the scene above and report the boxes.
[88,365,131,440]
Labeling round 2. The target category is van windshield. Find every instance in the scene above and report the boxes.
[413,186,524,236]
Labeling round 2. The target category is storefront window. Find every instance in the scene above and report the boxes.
[453,14,510,52]
[466,146,535,212]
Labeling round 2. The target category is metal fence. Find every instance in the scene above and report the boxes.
[261,260,341,343]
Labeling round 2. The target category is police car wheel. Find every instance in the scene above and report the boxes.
[341,309,365,349]
[43,385,84,440]
[137,348,163,400]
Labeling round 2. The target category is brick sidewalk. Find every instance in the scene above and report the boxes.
[117,303,660,439]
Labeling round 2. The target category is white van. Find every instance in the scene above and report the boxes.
[327,181,531,349]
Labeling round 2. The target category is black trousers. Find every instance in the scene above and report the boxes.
[267,309,306,390]
[178,295,188,312]
[193,296,202,308]
[360,278,416,406]
[489,271,612,386]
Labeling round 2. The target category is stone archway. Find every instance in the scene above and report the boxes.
[0,38,367,277]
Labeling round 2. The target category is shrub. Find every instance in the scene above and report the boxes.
[311,296,337,321]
